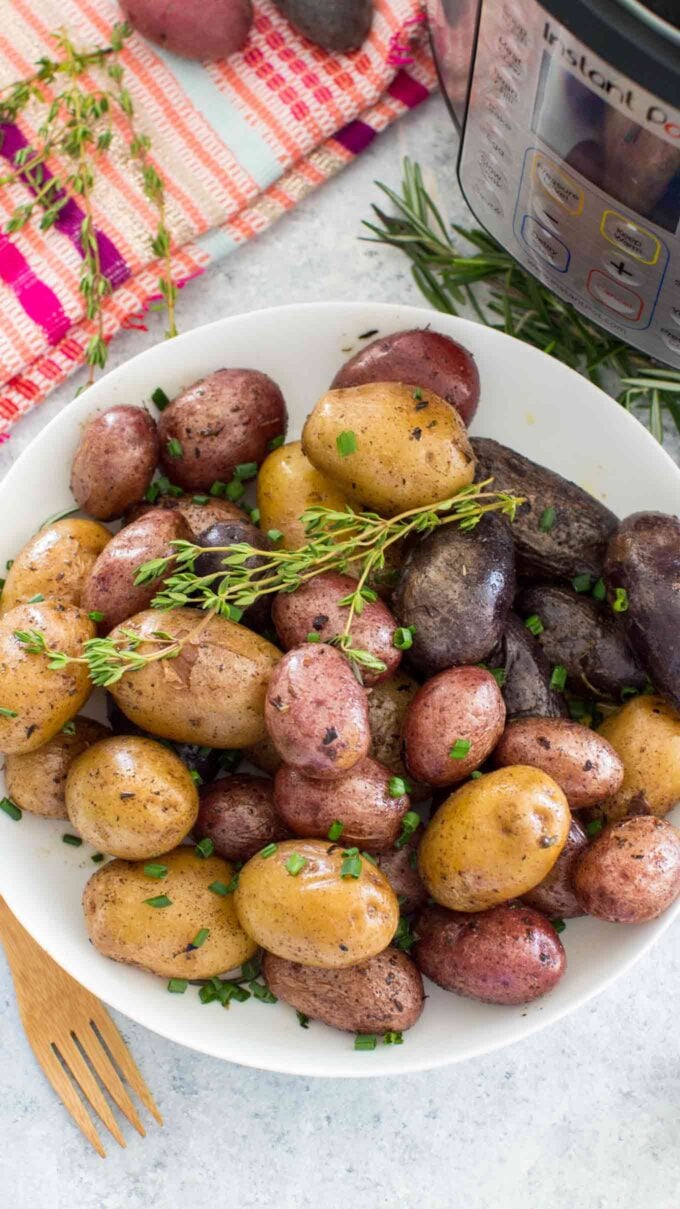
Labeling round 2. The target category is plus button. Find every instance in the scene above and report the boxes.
[608,258,635,279]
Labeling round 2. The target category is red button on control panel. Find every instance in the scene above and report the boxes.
[586,270,643,322]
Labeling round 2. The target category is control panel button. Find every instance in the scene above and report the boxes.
[532,155,584,215]
[601,252,641,286]
[480,120,512,163]
[532,196,564,233]
[483,93,514,133]
[501,2,531,46]
[489,65,520,107]
[661,328,680,355]
[479,150,507,191]
[587,270,643,320]
[669,306,680,329]
[496,34,525,79]
[521,216,570,272]
[471,179,505,219]
[600,211,661,265]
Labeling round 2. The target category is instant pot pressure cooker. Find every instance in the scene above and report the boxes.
[428,0,680,366]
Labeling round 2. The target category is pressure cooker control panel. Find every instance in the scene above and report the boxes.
[457,0,680,366]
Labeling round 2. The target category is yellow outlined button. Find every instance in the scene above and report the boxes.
[532,153,584,215]
[600,210,660,265]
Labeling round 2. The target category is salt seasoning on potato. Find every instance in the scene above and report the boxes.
[0,518,111,616]
[70,405,158,521]
[402,666,506,787]
[493,717,624,809]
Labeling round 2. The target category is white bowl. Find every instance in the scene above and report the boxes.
[0,302,678,1078]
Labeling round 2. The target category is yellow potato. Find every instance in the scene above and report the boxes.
[234,838,399,968]
[418,766,571,912]
[108,608,281,747]
[83,847,257,979]
[256,439,348,550]
[66,735,199,859]
[301,382,475,516]
[4,715,109,819]
[598,695,680,821]
[0,518,111,615]
[0,602,94,755]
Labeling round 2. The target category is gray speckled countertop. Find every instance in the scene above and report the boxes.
[1,95,678,1209]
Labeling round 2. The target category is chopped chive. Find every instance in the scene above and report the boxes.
[190,928,210,949]
[285,852,307,876]
[524,613,544,636]
[470,770,483,779]
[166,437,183,459]
[143,862,168,879]
[361,851,377,865]
[249,507,260,525]
[395,811,420,849]
[551,918,566,934]
[612,587,629,613]
[218,749,240,773]
[354,1034,377,1051]
[328,820,344,841]
[572,574,592,593]
[259,843,278,859]
[340,848,362,879]
[393,625,416,650]
[27,593,45,603]
[240,956,262,981]
[61,720,76,735]
[592,578,606,601]
[210,480,227,497]
[190,769,202,786]
[267,528,283,543]
[87,610,104,622]
[5,560,13,570]
[383,1031,403,1045]
[62,833,82,847]
[167,978,188,993]
[449,738,471,759]
[586,819,604,838]
[226,479,245,502]
[412,388,423,401]
[393,916,415,952]
[199,984,217,1004]
[306,631,322,643]
[296,1010,310,1029]
[489,667,506,687]
[267,434,285,451]
[151,386,171,410]
[194,837,214,859]
[249,981,278,1003]
[144,895,172,908]
[145,481,161,504]
[388,776,412,797]
[208,880,231,896]
[0,707,18,718]
[234,461,258,480]
[620,686,639,702]
[336,430,357,457]
[539,506,556,532]
[0,797,21,821]
[192,495,209,505]
[549,665,567,692]
[156,476,183,498]
[91,853,105,863]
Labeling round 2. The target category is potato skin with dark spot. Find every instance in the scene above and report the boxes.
[70,405,158,521]
[274,757,409,851]
[403,666,506,786]
[82,509,191,632]
[158,369,287,492]
[0,518,111,616]
[522,817,588,918]
[393,512,515,678]
[272,571,401,686]
[265,644,370,779]
[195,775,289,863]
[597,695,680,821]
[493,717,624,809]
[413,903,566,1005]
[472,436,617,581]
[493,613,567,721]
[331,328,480,425]
[262,947,425,1034]
[125,493,244,537]
[574,816,680,923]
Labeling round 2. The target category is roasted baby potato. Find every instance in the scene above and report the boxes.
[105,696,224,783]
[331,328,480,425]
[4,715,109,819]
[402,666,506,787]
[157,369,287,492]
[234,839,399,968]
[195,775,288,863]
[413,903,566,1005]
[418,766,570,911]
[121,0,253,59]
[108,608,281,747]
[493,613,567,721]
[0,518,111,615]
[265,644,370,779]
[604,512,680,710]
[472,437,618,581]
[574,816,680,923]
[393,512,515,677]
[522,817,588,918]
[66,735,199,860]
[195,518,273,633]
[82,509,191,632]
[493,717,624,809]
[70,405,159,521]
[365,671,428,802]
[597,695,680,821]
[272,571,401,686]
[517,583,646,701]
[301,381,475,516]
[273,757,410,851]
[83,847,256,979]
[376,833,428,914]
[272,0,371,51]
[0,602,94,755]
[124,492,244,539]
[256,439,348,550]
[263,947,424,1034]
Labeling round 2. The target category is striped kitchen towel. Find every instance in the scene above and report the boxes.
[0,0,438,440]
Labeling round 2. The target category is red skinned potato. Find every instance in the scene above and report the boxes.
[413,903,566,1005]
[265,644,370,779]
[195,775,288,863]
[376,833,428,914]
[70,405,158,521]
[331,329,480,426]
[493,717,624,809]
[158,369,287,491]
[574,816,680,923]
[522,817,588,918]
[121,0,253,60]
[263,948,424,1035]
[272,571,400,686]
[274,757,409,852]
[402,667,506,787]
[82,509,191,632]
[125,492,243,537]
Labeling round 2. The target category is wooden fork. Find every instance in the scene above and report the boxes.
[0,897,162,1157]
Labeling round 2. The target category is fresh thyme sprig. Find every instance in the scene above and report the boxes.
[363,158,680,443]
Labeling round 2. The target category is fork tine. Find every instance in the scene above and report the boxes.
[82,1021,146,1137]
[55,1036,127,1149]
[40,1046,107,1159]
[90,1009,163,1126]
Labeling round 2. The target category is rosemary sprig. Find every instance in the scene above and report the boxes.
[363,158,680,443]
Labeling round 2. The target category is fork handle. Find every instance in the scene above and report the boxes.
[0,896,43,991]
